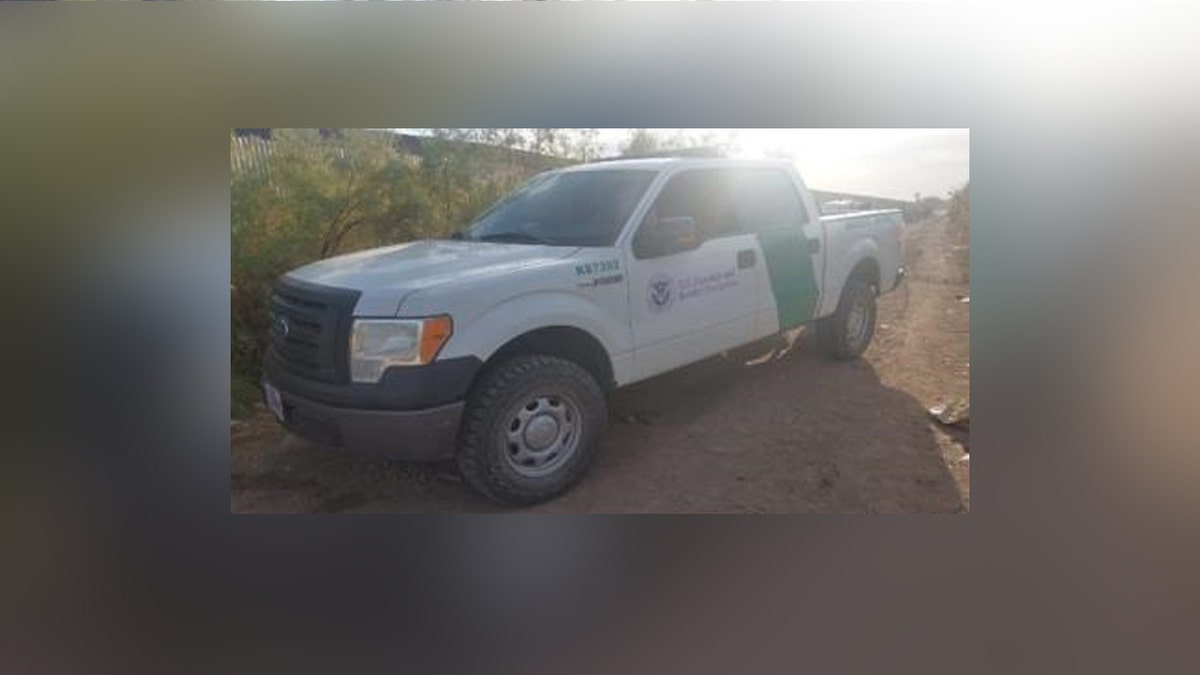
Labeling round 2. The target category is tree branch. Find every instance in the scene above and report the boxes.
[320,162,359,257]
[322,216,365,257]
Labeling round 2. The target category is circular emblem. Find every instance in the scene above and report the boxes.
[273,316,290,338]
[646,273,675,313]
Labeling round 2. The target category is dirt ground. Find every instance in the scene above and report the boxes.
[231,214,970,513]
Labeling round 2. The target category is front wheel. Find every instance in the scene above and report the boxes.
[816,277,877,361]
[455,355,606,506]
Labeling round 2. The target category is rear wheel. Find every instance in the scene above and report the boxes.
[456,355,606,505]
[817,276,877,360]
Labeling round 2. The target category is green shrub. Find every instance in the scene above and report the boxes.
[230,129,568,418]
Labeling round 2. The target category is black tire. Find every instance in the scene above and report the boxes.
[816,276,878,361]
[455,355,606,506]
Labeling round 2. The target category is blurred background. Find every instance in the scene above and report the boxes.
[1,2,1198,673]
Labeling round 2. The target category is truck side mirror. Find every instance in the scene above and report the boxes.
[636,216,700,258]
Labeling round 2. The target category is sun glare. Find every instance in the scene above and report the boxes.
[723,129,969,199]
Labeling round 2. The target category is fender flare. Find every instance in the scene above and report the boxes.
[821,238,881,316]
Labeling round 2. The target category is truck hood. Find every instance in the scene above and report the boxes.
[284,239,580,316]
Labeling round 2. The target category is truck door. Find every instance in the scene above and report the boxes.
[730,168,825,334]
[626,168,760,381]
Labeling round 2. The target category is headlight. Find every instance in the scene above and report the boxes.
[349,316,453,383]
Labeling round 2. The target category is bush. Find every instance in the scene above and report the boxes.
[230,129,563,418]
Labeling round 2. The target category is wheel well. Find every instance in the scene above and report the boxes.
[849,258,881,293]
[485,326,616,392]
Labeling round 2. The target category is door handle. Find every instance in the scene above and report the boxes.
[737,249,756,269]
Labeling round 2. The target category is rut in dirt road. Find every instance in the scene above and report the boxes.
[869,213,971,506]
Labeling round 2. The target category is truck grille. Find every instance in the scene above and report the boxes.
[267,278,360,384]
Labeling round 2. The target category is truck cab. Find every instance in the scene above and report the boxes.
[263,158,905,505]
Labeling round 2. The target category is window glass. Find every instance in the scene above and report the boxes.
[465,169,656,247]
[641,169,741,242]
[730,169,809,231]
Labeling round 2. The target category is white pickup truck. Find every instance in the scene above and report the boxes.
[262,158,905,504]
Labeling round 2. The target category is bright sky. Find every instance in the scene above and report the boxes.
[398,128,969,202]
[593,128,970,201]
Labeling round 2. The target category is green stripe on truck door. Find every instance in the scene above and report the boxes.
[756,229,819,330]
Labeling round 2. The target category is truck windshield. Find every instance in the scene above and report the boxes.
[461,169,657,247]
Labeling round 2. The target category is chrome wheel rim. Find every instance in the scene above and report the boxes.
[501,393,582,478]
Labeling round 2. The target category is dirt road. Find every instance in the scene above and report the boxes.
[231,215,970,513]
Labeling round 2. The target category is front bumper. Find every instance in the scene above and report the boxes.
[262,379,463,461]
[261,349,481,460]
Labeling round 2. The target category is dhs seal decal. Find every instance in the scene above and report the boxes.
[646,273,675,313]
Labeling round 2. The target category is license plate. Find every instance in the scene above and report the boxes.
[263,382,285,422]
